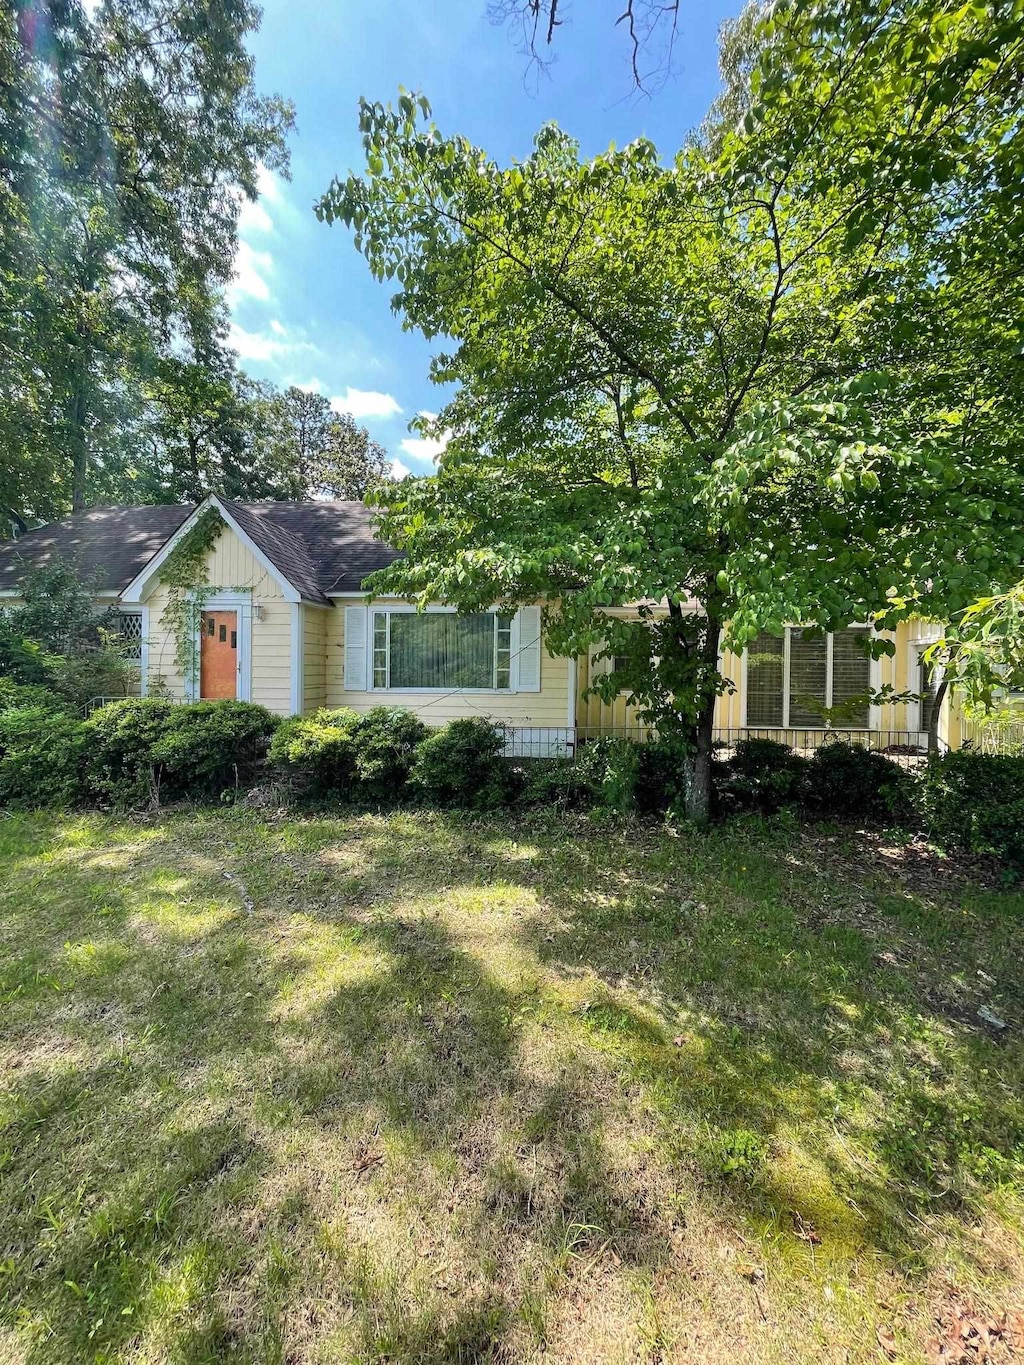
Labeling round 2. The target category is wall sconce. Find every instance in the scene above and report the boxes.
[252,603,264,622]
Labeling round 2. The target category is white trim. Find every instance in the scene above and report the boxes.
[290,603,304,715]
[567,656,577,729]
[140,604,151,696]
[120,495,301,604]
[741,625,878,731]
[366,604,519,694]
[189,590,253,702]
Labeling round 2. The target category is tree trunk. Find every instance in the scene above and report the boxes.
[69,355,89,512]
[684,615,722,826]
[927,677,949,753]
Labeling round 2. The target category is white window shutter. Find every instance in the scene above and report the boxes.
[516,606,542,692]
[344,606,368,691]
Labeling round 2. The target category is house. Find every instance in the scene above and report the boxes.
[0,494,961,753]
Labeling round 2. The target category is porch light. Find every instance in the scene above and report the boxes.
[252,603,264,622]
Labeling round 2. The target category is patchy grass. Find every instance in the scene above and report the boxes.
[0,807,1022,1364]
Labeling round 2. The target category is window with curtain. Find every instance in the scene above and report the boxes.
[745,627,872,728]
[372,612,513,690]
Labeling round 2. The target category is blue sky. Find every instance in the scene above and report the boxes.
[233,0,738,476]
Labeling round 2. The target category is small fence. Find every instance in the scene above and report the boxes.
[959,719,1024,755]
[501,725,945,765]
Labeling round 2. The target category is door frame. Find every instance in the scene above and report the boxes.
[907,633,943,746]
[187,591,253,701]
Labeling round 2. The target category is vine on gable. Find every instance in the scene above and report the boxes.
[158,507,225,688]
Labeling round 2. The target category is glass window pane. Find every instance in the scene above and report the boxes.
[788,629,827,726]
[746,631,784,727]
[495,614,512,690]
[389,613,498,689]
[832,628,872,727]
[919,656,937,734]
[372,613,388,689]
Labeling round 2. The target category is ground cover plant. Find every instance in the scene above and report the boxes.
[0,808,1021,1363]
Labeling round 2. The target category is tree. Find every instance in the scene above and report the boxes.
[0,0,293,520]
[246,386,392,500]
[488,0,682,89]
[320,412,392,499]
[319,0,1024,824]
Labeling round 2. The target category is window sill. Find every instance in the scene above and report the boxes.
[370,687,517,695]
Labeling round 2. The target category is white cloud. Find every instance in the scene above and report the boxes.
[228,240,273,305]
[330,388,403,420]
[256,164,283,203]
[227,322,279,362]
[238,198,274,235]
[391,458,414,480]
[227,320,320,369]
[399,414,450,463]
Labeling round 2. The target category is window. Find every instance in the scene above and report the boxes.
[371,611,514,691]
[746,627,873,728]
[116,611,143,662]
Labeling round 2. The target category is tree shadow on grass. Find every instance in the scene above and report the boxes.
[2,810,1022,1362]
[512,821,1024,1277]
[0,813,674,1362]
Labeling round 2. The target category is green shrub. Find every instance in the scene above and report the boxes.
[410,718,513,809]
[269,710,359,798]
[151,701,279,801]
[918,750,1024,868]
[86,698,177,806]
[0,678,72,715]
[0,707,90,807]
[86,698,277,807]
[349,706,429,800]
[572,736,643,813]
[718,737,809,814]
[803,741,908,820]
[519,757,596,810]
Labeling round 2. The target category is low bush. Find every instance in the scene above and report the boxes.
[151,700,279,801]
[86,697,177,807]
[349,706,429,800]
[86,698,277,807]
[717,737,809,814]
[269,709,359,798]
[0,706,90,807]
[572,736,643,813]
[410,717,514,809]
[803,740,908,820]
[518,757,596,810]
[0,678,72,715]
[918,750,1024,868]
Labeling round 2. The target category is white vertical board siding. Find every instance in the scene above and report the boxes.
[142,523,293,714]
[324,598,571,726]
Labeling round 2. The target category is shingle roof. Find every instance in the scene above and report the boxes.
[0,504,197,595]
[0,499,403,602]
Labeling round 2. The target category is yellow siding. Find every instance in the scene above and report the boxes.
[250,597,291,715]
[302,605,328,713]
[575,621,931,738]
[323,599,572,726]
[144,523,293,715]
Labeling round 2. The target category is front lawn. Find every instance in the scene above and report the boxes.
[0,809,1021,1363]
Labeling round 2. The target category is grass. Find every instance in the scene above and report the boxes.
[0,806,1021,1364]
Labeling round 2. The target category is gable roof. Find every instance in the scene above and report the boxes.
[0,504,196,595]
[0,499,403,602]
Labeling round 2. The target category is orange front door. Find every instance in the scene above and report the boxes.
[200,610,238,700]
